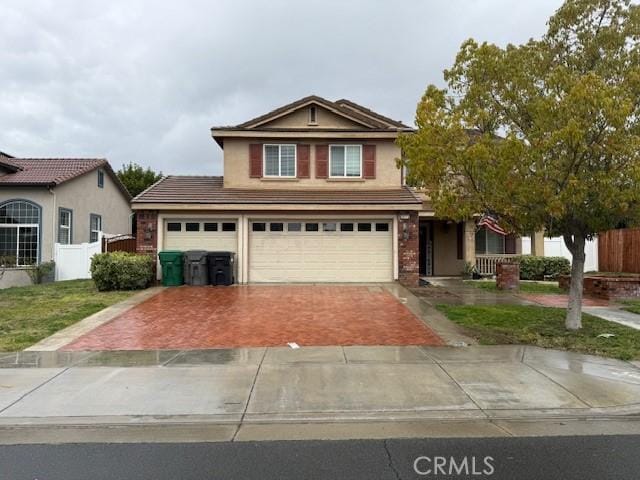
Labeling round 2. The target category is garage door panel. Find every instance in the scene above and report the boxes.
[249,221,392,283]
[163,221,238,253]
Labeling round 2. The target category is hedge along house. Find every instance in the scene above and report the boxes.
[132,95,532,286]
[0,154,132,288]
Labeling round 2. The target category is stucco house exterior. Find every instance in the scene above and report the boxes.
[132,95,532,286]
[0,154,132,286]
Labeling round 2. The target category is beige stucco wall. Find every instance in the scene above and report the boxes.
[222,138,403,189]
[0,169,131,263]
[260,105,366,129]
[0,187,55,262]
[433,221,465,276]
[55,168,132,244]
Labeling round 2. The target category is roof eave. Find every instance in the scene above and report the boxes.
[131,201,422,210]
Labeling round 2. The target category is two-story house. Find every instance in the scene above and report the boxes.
[132,95,522,286]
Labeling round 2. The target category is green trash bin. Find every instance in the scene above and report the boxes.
[158,250,184,286]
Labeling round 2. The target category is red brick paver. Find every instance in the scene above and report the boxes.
[63,286,443,351]
[519,294,610,307]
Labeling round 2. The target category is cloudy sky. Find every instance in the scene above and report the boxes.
[1,0,563,176]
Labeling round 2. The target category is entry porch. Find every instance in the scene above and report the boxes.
[418,217,528,277]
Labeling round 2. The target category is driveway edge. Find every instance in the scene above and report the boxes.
[25,287,165,351]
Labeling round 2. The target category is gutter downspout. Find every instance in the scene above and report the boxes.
[48,185,56,264]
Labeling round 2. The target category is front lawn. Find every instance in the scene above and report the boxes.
[465,280,562,294]
[437,304,640,360]
[0,279,137,351]
[620,299,640,315]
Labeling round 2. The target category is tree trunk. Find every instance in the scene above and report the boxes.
[563,234,586,330]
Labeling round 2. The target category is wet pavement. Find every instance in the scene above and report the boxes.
[583,306,640,330]
[417,278,536,306]
[61,285,444,350]
[0,345,638,426]
[521,294,610,307]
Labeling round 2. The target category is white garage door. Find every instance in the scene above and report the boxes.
[163,219,237,253]
[249,219,393,283]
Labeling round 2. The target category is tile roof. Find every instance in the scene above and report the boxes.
[0,158,131,199]
[0,156,21,172]
[133,175,422,205]
[334,99,409,129]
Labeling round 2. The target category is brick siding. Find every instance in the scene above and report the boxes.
[398,212,419,287]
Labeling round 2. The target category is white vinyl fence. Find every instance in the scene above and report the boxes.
[521,235,598,272]
[54,232,102,281]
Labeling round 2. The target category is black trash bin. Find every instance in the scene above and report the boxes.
[183,250,209,286]
[207,251,235,286]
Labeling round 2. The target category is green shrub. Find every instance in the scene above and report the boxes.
[517,255,546,280]
[542,256,571,279]
[27,261,55,284]
[516,255,571,280]
[91,252,154,291]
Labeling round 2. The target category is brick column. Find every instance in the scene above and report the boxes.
[496,262,520,290]
[136,210,159,258]
[398,212,419,287]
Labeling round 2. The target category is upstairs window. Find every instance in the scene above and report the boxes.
[264,144,296,177]
[97,170,104,188]
[330,145,361,177]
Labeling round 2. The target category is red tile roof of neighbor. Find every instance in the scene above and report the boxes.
[133,175,422,205]
[0,158,132,199]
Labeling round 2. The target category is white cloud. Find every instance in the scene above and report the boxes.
[0,0,563,175]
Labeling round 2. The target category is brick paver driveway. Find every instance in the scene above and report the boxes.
[63,286,443,351]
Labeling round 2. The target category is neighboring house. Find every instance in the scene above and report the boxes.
[132,95,533,286]
[0,153,132,286]
[522,235,598,272]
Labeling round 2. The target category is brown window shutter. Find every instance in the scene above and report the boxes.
[363,144,376,179]
[297,144,310,178]
[505,234,517,254]
[315,145,328,178]
[249,144,263,178]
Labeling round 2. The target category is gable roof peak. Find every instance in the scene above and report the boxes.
[235,94,381,129]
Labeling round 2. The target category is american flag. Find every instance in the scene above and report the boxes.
[477,214,506,236]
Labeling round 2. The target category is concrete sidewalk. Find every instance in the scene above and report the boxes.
[584,306,640,330]
[0,345,639,442]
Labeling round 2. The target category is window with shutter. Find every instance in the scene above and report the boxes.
[329,145,362,178]
[263,144,296,177]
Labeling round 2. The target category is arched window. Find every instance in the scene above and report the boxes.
[0,200,41,266]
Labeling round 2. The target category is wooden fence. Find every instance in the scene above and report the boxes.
[598,228,640,273]
[102,235,137,254]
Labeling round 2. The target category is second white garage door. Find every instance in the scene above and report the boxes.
[249,219,393,283]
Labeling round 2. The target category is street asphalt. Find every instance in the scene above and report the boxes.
[1,435,638,480]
